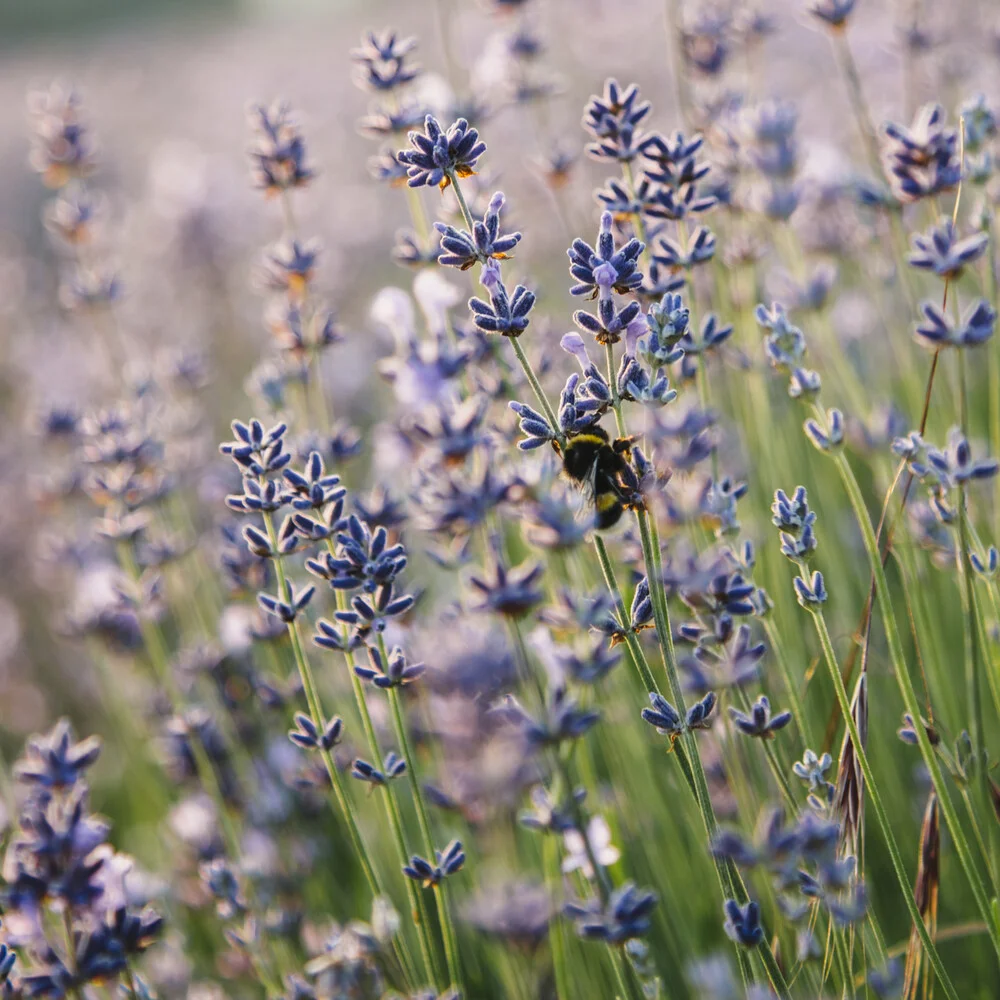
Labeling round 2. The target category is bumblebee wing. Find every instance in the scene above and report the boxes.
[569,456,600,525]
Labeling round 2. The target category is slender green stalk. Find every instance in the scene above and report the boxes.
[621,159,651,271]
[635,511,789,997]
[544,834,572,1000]
[323,599,430,988]
[592,535,661,697]
[733,687,797,810]
[433,882,462,999]
[986,209,1000,524]
[594,493,761,990]
[829,30,917,313]
[832,924,857,1000]
[447,170,477,232]
[276,189,330,434]
[663,0,690,125]
[609,946,643,1000]
[388,89,432,246]
[972,567,1000,740]
[430,0,458,86]
[406,186,432,244]
[959,783,997,894]
[119,540,298,989]
[512,334,565,445]
[261,513,383,898]
[508,619,644,994]
[117,541,243,859]
[956,347,986,770]
[382,635,464,996]
[830,448,1000,963]
[808,606,961,999]
[830,32,881,180]
[506,623,601,895]
[762,618,812,748]
[448,169,565,447]
[695,357,720,482]
[605,342,627,437]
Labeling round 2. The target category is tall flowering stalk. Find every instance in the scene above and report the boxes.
[247,103,341,433]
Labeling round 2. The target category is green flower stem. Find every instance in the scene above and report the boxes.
[591,535,662,698]
[829,30,880,185]
[544,834,573,1000]
[810,564,972,1000]
[956,346,986,773]
[448,169,565,447]
[594,513,758,989]
[380,635,464,996]
[830,447,1000,961]
[260,513,382,898]
[321,589,430,990]
[829,30,917,314]
[276,189,330,435]
[958,779,997,896]
[508,618,641,996]
[119,539,295,995]
[761,618,813,749]
[507,618,610,901]
[969,557,1000,745]
[621,159,651,272]
[733,688,797,810]
[832,924,857,999]
[505,615,548,720]
[955,332,1000,904]
[117,541,242,859]
[776,224,870,420]
[263,544,423,990]
[663,0,690,125]
[694,356,720,483]
[609,946,643,1000]
[388,91,432,246]
[986,209,1000,534]
[822,336,946,759]
[84,634,171,825]
[602,345,625,438]
[635,511,788,997]
[670,216,719,484]
[512,334,565,446]
[447,169,477,232]
[353,699,430,988]
[433,879,462,999]
[406,185,432,244]
[808,603,961,999]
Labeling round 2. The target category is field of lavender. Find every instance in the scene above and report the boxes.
[3,0,1000,997]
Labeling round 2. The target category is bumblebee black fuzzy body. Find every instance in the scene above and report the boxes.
[555,425,635,530]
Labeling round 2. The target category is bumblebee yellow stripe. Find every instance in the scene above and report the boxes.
[596,492,618,513]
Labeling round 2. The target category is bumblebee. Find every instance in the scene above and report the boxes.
[554,424,638,529]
